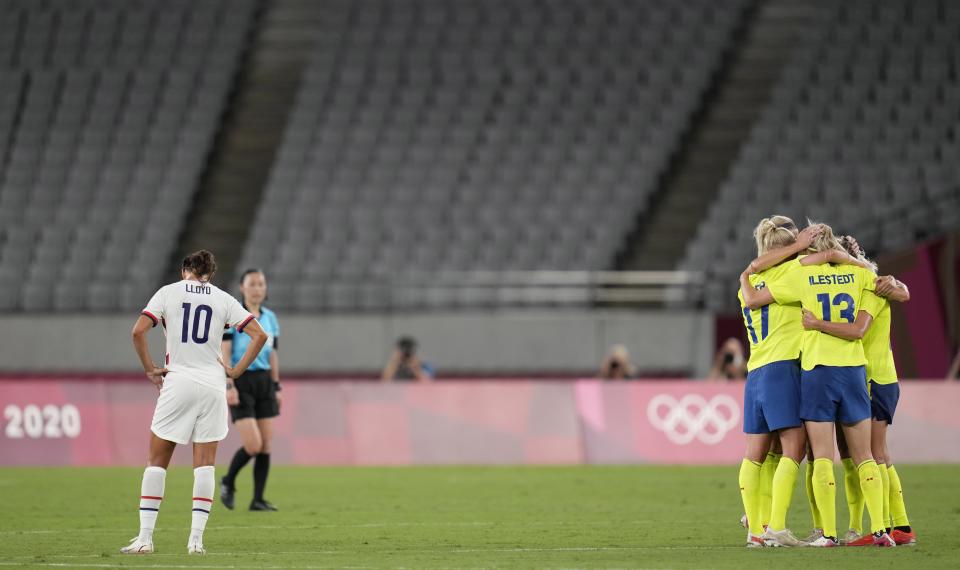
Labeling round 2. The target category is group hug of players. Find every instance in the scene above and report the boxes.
[737,216,915,548]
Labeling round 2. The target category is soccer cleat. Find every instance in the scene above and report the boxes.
[219,478,235,510]
[807,536,839,548]
[187,537,206,555]
[874,531,897,547]
[841,528,861,545]
[249,499,278,511]
[119,536,154,554]
[802,528,823,543]
[846,530,896,547]
[746,532,765,548]
[891,529,916,545]
[762,527,806,547]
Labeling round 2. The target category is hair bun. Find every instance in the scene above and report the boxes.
[182,249,217,281]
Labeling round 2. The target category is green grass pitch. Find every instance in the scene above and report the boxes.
[0,465,957,569]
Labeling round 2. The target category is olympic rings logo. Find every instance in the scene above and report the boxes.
[647,394,740,445]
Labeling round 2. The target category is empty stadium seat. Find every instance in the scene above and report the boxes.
[0,0,254,311]
[237,0,746,311]
[681,0,960,312]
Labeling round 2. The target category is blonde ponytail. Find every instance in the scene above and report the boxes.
[753,215,798,256]
[806,220,844,254]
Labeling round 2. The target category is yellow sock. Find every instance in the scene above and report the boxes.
[842,458,863,534]
[878,463,890,530]
[858,459,885,534]
[805,460,822,530]
[739,459,764,536]
[812,458,837,538]
[758,452,780,527]
[888,465,911,528]
[768,457,799,531]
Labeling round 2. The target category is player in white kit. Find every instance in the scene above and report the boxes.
[121,250,267,555]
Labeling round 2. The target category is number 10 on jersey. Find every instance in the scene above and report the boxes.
[181,303,213,344]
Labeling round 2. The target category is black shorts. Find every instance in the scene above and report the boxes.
[230,370,279,422]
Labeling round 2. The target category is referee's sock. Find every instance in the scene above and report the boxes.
[138,466,165,542]
[223,448,252,489]
[253,453,270,502]
[191,466,215,542]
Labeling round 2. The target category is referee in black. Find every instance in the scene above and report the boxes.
[219,269,282,511]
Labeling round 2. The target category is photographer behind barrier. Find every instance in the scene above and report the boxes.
[381,336,433,383]
[708,337,747,381]
[599,344,636,380]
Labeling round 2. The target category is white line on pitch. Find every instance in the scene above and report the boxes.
[0,519,655,535]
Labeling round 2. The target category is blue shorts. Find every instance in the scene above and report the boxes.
[743,360,802,434]
[869,381,900,425]
[800,365,871,424]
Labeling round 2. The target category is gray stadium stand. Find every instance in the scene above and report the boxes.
[0,0,253,311]
[682,0,960,312]
[237,0,746,311]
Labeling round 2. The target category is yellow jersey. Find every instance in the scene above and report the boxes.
[764,258,876,371]
[737,263,802,371]
[860,290,898,384]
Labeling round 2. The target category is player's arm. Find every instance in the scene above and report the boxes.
[875,275,910,302]
[739,270,774,310]
[746,225,822,273]
[221,335,239,405]
[222,320,267,379]
[802,309,873,340]
[269,348,282,408]
[132,315,167,390]
[798,248,874,270]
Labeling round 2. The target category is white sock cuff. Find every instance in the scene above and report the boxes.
[145,466,166,475]
[194,466,215,476]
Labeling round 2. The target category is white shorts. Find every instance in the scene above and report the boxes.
[150,373,228,445]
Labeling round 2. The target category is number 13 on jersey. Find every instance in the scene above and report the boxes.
[816,293,855,323]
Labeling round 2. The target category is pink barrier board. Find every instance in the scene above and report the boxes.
[0,378,957,466]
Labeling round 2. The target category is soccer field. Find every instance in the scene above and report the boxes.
[0,465,956,569]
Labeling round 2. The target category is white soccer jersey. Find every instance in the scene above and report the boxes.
[141,279,254,391]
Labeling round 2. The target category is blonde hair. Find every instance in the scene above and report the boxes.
[753,215,798,256]
[839,235,879,273]
[806,220,844,254]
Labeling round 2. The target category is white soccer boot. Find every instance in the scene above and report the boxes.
[746,531,766,548]
[807,535,839,547]
[187,535,206,555]
[119,536,154,554]
[802,528,824,543]
[762,527,807,547]
[841,528,861,545]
